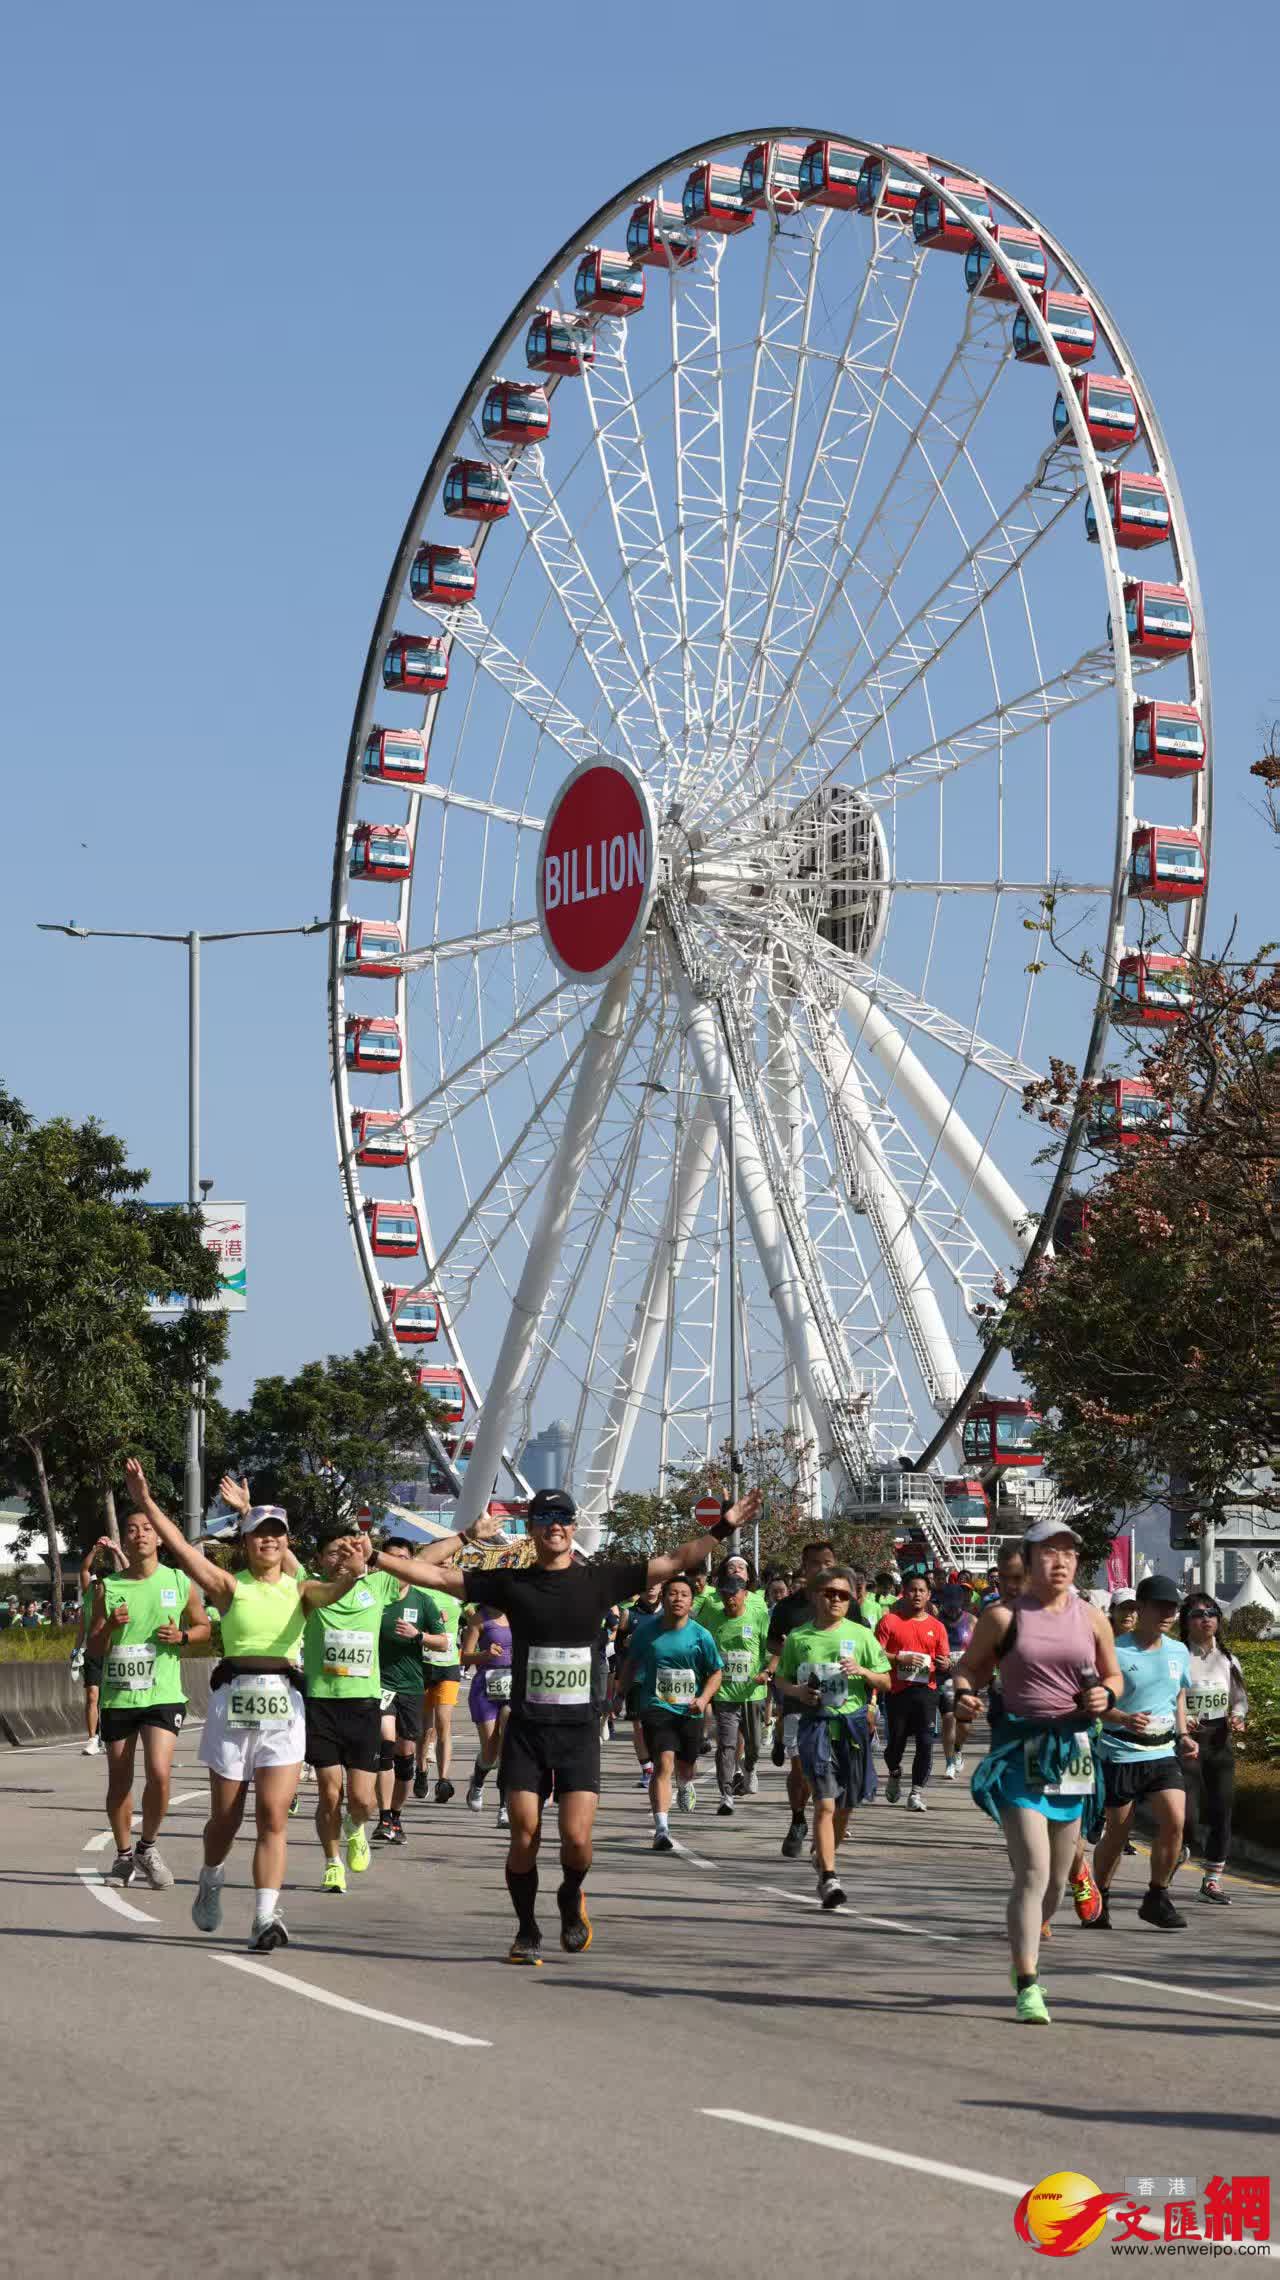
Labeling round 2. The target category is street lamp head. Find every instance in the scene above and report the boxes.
[199,1178,215,1200]
[37,921,88,938]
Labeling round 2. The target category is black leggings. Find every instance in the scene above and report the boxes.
[885,1688,935,1789]
[1184,1727,1235,1868]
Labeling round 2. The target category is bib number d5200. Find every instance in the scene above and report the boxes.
[525,1645,592,1708]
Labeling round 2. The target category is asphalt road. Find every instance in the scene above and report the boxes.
[3,1725,1277,2278]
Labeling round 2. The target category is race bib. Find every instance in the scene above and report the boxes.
[725,1650,756,1685]
[525,1644,592,1708]
[896,1651,932,1684]
[1024,1730,1094,1796]
[323,1629,374,1681]
[657,1665,698,1705]
[228,1676,294,1728]
[379,1686,398,1713]
[803,1659,848,1711]
[484,1667,512,1702]
[105,1643,156,1692]
[1186,1685,1229,1722]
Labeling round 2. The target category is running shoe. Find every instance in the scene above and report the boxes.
[248,1911,290,1954]
[954,1750,965,1772]
[506,1928,543,1967]
[323,1859,347,1895]
[108,1850,137,1888]
[731,1771,746,1797]
[557,1885,592,1954]
[1199,1876,1230,1905]
[745,1769,759,1795]
[1070,1866,1104,1925]
[412,1770,429,1800]
[884,1772,902,1804]
[1015,1981,1051,2026]
[676,1782,696,1813]
[717,1795,735,1817]
[347,1825,372,1874]
[288,1796,299,1818]
[435,1779,455,1805]
[1123,1839,1137,1856]
[465,1780,485,1812]
[906,1787,927,1813]
[1177,1843,1192,1867]
[133,1844,174,1891]
[652,1830,675,1854]
[781,1815,807,1859]
[634,1771,651,1789]
[388,1816,407,1846]
[191,1866,223,1933]
[818,1873,846,1911]
[1139,1887,1186,1931]
[1081,1890,1112,1930]
[372,1815,395,1843]
[81,1734,103,1756]
[943,1758,957,1781]
[496,1803,509,1830]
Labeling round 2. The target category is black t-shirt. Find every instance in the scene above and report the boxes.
[766,1588,812,1654]
[478,1560,647,1722]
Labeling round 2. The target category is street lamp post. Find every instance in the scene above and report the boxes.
[38,916,334,1536]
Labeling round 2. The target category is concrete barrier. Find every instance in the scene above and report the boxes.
[0,1659,211,1745]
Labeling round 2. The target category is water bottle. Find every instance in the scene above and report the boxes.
[1077,1663,1099,1717]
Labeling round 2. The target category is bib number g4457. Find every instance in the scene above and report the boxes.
[323,1630,374,1681]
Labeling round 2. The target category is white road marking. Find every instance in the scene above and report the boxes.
[80,1790,202,1855]
[1103,1972,1280,2016]
[84,1830,113,1854]
[670,1838,715,1869]
[760,1887,962,1942]
[76,1868,158,1925]
[703,2108,1026,2196]
[216,1955,493,2046]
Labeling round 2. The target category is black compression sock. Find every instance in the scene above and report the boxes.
[136,1837,154,1854]
[558,1861,588,1910]
[472,1759,490,1788]
[1016,1972,1038,1991]
[505,1865,539,1936]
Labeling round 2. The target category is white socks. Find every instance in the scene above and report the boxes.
[255,1886,280,1920]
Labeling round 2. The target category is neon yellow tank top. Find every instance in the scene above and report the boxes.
[219,1571,305,1661]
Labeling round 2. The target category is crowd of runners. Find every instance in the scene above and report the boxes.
[76,1465,1251,2022]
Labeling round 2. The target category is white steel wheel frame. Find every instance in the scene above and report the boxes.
[328,128,1210,1532]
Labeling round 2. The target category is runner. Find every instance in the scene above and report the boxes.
[461,1602,513,1823]
[373,1535,448,1848]
[954,1519,1121,2023]
[301,1519,407,1892]
[612,1580,662,1786]
[936,1577,975,1779]
[704,1566,769,1810]
[1091,1574,1198,1929]
[762,1539,836,1858]
[76,1535,123,1757]
[776,1566,890,1906]
[417,1588,463,1803]
[1109,1586,1138,1638]
[125,1461,362,1950]
[624,1574,723,1849]
[88,1500,209,1889]
[378,1481,760,1964]
[1179,1592,1248,1903]
[875,1572,951,1811]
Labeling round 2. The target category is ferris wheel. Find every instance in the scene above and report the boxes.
[328,129,1210,1547]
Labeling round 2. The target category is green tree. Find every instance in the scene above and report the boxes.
[0,1092,224,1616]
[224,1343,450,1544]
[605,1429,895,1577]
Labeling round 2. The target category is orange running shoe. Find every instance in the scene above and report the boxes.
[1071,1866,1104,1925]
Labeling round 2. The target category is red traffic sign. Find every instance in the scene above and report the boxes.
[694,1494,724,1530]
[537,759,657,981]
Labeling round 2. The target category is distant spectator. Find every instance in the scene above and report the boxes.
[21,1600,42,1628]
[0,1594,19,1630]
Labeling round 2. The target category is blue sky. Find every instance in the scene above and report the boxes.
[5,0,1276,1416]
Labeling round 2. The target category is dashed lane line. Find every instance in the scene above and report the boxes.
[1103,1971,1280,2016]
[216,1954,492,2046]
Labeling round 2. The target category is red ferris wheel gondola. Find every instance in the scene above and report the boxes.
[482,380,551,445]
[443,458,511,521]
[1111,952,1194,1027]
[626,198,698,268]
[1088,1076,1171,1148]
[384,1285,439,1344]
[345,1016,402,1074]
[1013,289,1096,366]
[1133,700,1205,780]
[962,1398,1043,1471]
[574,249,645,316]
[382,633,449,694]
[1053,372,1139,452]
[682,162,753,235]
[1119,581,1194,658]
[740,140,805,212]
[1085,470,1171,550]
[1129,823,1206,903]
[351,1110,409,1168]
[343,919,403,978]
[362,725,428,787]
[409,545,476,608]
[964,224,1046,299]
[364,1200,420,1259]
[912,174,993,255]
[525,308,595,374]
[416,1366,466,1423]
[350,823,412,883]
[856,148,929,216]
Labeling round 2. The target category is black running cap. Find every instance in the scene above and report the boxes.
[1136,1572,1182,1606]
[315,1515,366,1548]
[527,1489,577,1524]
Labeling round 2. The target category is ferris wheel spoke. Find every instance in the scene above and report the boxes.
[397,917,542,972]
[706,293,1013,829]
[669,233,731,751]
[415,781,546,834]
[784,924,1040,1094]
[579,317,696,779]
[412,595,609,773]
[721,221,923,771]
[401,979,588,1161]
[501,443,672,772]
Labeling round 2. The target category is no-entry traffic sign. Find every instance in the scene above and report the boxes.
[694,1494,724,1530]
[536,759,657,981]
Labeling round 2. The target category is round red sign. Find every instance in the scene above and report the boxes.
[537,760,657,980]
[694,1494,723,1530]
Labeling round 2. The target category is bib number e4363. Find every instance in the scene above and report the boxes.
[227,1678,294,1728]
[525,1645,592,1707]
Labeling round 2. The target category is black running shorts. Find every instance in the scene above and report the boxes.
[500,1712,601,1800]
[1103,1754,1186,1808]
[305,1695,382,1773]
[99,1700,186,1743]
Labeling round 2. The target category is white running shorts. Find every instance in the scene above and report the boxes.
[199,1678,306,1780]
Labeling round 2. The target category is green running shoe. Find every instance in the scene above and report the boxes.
[347,1825,372,1874]
[1015,1981,1051,2026]
[323,1859,347,1895]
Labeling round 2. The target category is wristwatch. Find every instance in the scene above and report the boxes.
[179,1628,189,1648]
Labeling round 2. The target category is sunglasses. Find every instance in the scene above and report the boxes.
[819,1588,852,1601]
[1188,1606,1219,1619]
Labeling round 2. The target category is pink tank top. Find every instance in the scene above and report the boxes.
[999,1592,1095,1720]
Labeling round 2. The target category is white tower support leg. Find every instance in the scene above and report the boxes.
[581,1100,719,1524]
[671,969,848,1502]
[452,966,634,1535]
[766,990,822,1523]
[819,1011,967,1436]
[838,979,1033,1258]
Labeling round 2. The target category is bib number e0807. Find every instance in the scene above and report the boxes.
[105,1644,156,1692]
[1024,1731,1094,1796]
[227,1677,295,1728]
[323,1630,374,1681]
[525,1645,592,1708]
